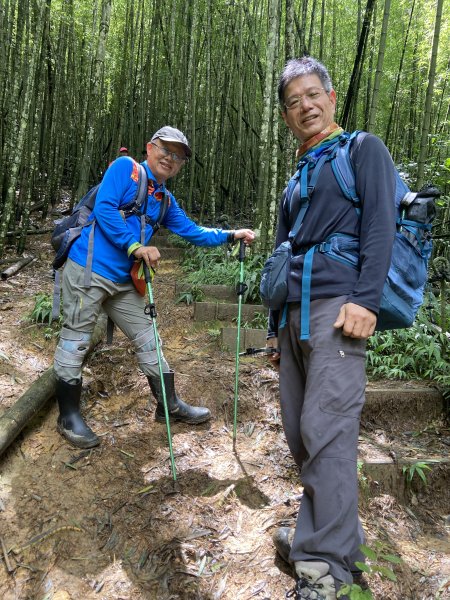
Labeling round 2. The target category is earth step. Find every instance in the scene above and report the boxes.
[220,326,267,352]
[193,301,267,322]
[175,283,237,303]
[359,455,449,505]
[362,387,443,428]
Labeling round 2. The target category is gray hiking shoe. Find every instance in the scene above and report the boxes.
[286,560,337,600]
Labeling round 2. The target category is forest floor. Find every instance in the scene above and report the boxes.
[0,223,449,600]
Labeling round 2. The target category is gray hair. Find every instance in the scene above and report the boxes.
[278,56,333,106]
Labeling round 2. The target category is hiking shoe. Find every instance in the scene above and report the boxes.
[351,571,369,590]
[286,561,336,599]
[272,527,295,564]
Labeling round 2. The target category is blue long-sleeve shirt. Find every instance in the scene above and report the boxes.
[69,157,231,283]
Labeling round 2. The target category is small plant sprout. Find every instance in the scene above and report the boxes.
[402,461,432,486]
[337,542,402,599]
[28,293,54,325]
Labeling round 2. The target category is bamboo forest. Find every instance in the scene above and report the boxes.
[0,0,448,254]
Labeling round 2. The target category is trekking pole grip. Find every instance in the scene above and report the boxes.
[143,262,152,283]
[239,239,246,262]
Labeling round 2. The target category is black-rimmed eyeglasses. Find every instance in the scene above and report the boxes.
[150,142,188,163]
[284,88,326,110]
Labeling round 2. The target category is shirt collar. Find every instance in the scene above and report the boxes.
[142,161,167,194]
[296,123,343,159]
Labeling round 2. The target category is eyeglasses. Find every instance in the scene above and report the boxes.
[150,142,188,163]
[284,87,326,110]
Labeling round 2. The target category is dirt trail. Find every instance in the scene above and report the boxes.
[0,231,449,600]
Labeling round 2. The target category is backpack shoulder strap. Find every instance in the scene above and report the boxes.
[331,130,368,213]
[134,163,148,208]
[285,136,344,240]
[152,190,169,234]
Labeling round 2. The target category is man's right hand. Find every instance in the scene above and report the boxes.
[132,245,161,268]
[267,337,280,370]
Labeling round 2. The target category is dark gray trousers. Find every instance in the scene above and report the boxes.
[278,297,366,585]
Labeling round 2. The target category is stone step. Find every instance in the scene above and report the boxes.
[193,301,267,323]
[220,326,267,352]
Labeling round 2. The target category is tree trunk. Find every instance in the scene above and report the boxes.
[339,0,376,130]
[0,256,34,280]
[416,0,444,189]
[367,0,390,132]
[76,0,112,198]
[0,0,47,257]
[384,0,415,148]
[255,0,280,250]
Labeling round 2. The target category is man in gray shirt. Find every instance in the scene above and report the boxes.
[267,57,396,599]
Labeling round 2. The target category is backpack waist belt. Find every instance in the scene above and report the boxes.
[295,232,360,340]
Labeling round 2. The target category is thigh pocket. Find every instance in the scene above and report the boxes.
[318,340,366,418]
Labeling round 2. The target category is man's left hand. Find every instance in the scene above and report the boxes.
[333,302,377,339]
[234,229,256,245]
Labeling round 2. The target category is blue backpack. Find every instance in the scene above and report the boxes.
[283,131,438,340]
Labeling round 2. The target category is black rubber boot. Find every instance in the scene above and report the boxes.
[272,527,294,564]
[56,378,100,448]
[147,371,211,424]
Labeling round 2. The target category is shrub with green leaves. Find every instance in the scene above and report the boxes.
[337,542,402,599]
[240,311,268,330]
[180,245,266,303]
[28,293,54,325]
[366,294,449,387]
[175,285,205,305]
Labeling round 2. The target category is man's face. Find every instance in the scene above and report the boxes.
[146,140,187,183]
[281,74,336,143]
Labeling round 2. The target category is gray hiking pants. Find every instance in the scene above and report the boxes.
[54,259,169,384]
[278,297,366,585]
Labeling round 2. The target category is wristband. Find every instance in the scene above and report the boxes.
[127,242,142,257]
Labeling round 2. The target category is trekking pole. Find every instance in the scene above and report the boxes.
[233,240,248,449]
[143,263,177,482]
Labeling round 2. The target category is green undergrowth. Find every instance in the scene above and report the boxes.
[179,244,266,303]
[366,295,449,389]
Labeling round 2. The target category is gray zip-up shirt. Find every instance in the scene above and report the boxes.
[268,132,396,337]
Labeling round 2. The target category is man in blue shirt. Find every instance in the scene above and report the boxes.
[54,126,255,449]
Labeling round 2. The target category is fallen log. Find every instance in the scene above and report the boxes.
[1,257,34,280]
[0,314,107,456]
[6,228,53,237]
